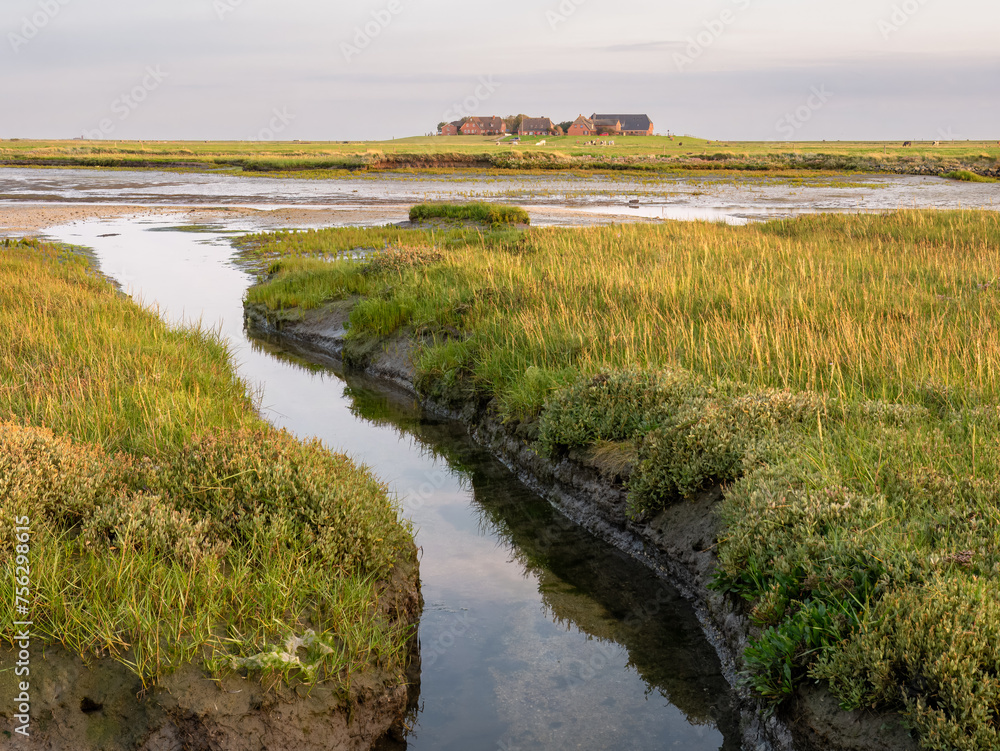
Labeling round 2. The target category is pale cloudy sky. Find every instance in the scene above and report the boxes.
[3,0,998,141]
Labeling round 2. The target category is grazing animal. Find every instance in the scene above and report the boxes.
[903,141,912,147]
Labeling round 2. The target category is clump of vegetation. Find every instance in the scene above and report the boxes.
[941,169,997,182]
[244,210,1000,748]
[538,369,705,452]
[409,202,530,226]
[362,245,446,275]
[0,239,415,691]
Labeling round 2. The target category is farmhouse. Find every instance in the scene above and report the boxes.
[460,116,507,136]
[438,112,655,137]
[592,113,654,136]
[568,115,624,137]
[518,117,562,136]
[567,115,596,136]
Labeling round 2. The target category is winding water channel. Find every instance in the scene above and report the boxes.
[10,167,999,750]
[38,216,741,750]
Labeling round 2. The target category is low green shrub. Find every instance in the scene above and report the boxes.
[409,202,530,226]
[813,577,1000,751]
[941,169,997,183]
[538,369,702,453]
[744,599,851,703]
[361,245,445,275]
[0,422,412,686]
[627,388,826,512]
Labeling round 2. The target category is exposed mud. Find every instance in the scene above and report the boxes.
[0,546,421,751]
[243,300,921,751]
[4,166,1000,237]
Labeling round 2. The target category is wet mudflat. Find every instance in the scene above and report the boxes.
[3,166,998,228]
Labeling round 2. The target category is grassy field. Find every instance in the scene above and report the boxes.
[244,209,1000,750]
[2,136,998,177]
[0,239,415,692]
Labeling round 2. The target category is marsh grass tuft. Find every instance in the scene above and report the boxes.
[941,169,998,183]
[408,202,530,226]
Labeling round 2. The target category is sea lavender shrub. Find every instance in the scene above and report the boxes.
[627,399,743,511]
[361,245,445,275]
[141,428,410,576]
[627,388,827,512]
[812,577,1000,751]
[82,491,230,567]
[537,369,703,453]
[856,399,932,427]
[0,422,119,532]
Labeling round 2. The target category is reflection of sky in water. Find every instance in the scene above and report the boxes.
[41,216,740,750]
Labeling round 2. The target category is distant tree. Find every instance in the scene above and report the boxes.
[504,114,529,133]
[437,122,447,132]
[557,121,574,134]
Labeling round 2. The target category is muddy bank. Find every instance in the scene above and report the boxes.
[0,205,412,236]
[0,204,652,239]
[0,545,420,751]
[243,300,920,751]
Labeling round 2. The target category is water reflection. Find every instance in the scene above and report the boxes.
[258,338,741,749]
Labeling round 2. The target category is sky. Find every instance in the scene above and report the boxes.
[2,0,998,142]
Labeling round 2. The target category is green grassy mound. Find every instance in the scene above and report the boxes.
[409,202,530,226]
[942,169,997,183]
